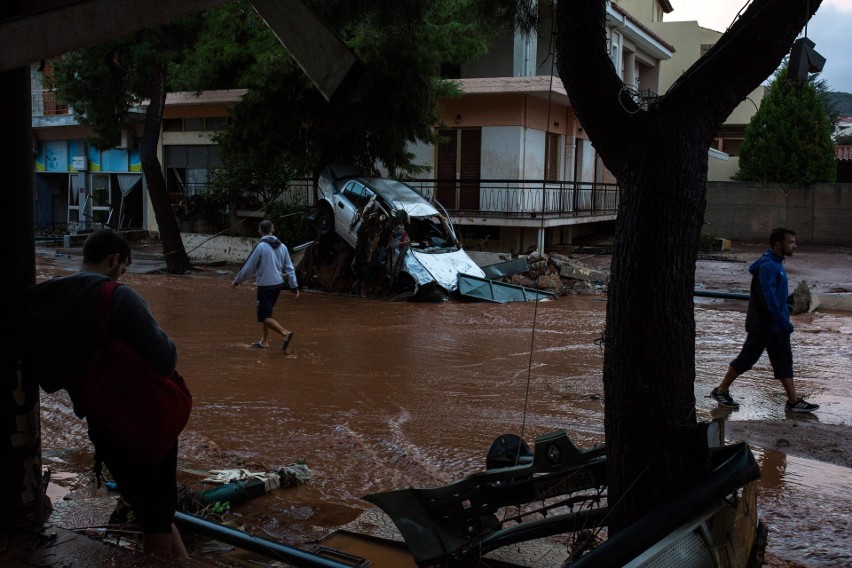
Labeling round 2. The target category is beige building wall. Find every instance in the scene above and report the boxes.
[641,20,765,181]
[615,0,667,25]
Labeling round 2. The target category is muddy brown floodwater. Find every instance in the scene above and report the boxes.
[37,254,852,567]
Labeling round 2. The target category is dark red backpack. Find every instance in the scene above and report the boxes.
[77,281,192,463]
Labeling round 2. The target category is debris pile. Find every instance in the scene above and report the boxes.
[500,251,609,297]
[297,239,611,300]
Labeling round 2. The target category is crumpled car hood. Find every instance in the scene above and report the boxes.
[391,201,439,218]
[405,249,486,293]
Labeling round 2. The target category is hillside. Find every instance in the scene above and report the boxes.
[825,91,852,115]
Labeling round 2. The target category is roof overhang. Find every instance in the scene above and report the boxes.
[451,76,570,105]
[162,90,247,107]
[606,3,675,60]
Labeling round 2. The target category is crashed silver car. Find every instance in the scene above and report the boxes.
[316,165,485,297]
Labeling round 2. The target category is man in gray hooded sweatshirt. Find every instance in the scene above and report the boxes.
[232,220,299,350]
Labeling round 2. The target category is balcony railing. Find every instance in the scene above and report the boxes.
[32,89,69,117]
[403,179,620,220]
[175,178,619,222]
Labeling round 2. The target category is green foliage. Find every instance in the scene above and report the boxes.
[177,0,494,179]
[736,66,837,185]
[697,234,719,253]
[207,141,297,208]
[837,135,852,145]
[201,144,313,244]
[53,19,202,149]
[262,200,315,247]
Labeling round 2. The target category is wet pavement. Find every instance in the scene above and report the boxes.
[16,244,852,567]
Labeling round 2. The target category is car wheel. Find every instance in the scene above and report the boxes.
[315,204,334,239]
[393,272,417,294]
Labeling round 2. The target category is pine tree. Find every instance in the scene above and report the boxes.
[737,66,837,184]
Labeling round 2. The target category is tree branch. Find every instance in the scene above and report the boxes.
[555,1,645,176]
[661,0,823,132]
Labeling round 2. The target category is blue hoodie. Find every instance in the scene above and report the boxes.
[233,235,298,289]
[746,249,793,335]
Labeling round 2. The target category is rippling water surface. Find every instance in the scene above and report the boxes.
[39,266,852,564]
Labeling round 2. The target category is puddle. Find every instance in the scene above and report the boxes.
[749,448,852,566]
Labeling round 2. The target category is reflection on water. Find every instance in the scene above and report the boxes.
[752,448,852,566]
[38,269,852,562]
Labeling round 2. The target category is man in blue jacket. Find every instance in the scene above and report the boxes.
[711,228,819,413]
[232,220,299,350]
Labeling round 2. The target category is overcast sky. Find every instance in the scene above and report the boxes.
[666,0,852,93]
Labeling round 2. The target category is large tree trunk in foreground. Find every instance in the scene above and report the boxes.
[555,0,823,533]
[1,61,45,531]
[141,64,191,274]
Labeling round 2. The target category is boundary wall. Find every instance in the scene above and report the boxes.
[704,182,852,245]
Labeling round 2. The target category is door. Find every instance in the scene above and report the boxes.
[436,128,481,211]
[336,181,375,247]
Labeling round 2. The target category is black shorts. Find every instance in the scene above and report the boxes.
[94,439,178,534]
[256,284,282,322]
[730,330,794,380]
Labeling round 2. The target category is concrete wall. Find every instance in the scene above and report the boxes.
[704,182,852,245]
[181,233,257,264]
[708,154,739,182]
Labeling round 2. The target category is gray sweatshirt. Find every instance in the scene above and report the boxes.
[233,235,298,289]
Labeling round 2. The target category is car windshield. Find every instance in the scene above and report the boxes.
[405,215,454,250]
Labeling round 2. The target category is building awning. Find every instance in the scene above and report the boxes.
[837,146,852,161]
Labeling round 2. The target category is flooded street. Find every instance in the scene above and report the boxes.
[38,261,852,566]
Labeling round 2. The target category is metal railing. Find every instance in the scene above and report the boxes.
[31,89,69,117]
[403,179,620,219]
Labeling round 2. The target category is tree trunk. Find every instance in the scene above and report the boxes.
[141,63,191,274]
[555,0,823,533]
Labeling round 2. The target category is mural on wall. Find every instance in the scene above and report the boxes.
[35,140,140,173]
[88,146,140,172]
[35,139,84,172]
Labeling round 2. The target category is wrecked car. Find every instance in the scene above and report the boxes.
[315,165,485,298]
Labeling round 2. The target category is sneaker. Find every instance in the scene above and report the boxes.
[711,388,740,409]
[785,397,819,413]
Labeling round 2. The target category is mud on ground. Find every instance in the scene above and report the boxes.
[575,240,852,475]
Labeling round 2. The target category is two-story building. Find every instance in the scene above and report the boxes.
[37,1,764,256]
[621,0,766,181]
[403,1,674,253]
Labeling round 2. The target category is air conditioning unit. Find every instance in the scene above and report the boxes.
[117,129,135,149]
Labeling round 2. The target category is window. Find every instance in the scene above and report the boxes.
[436,128,482,210]
[545,132,560,181]
[722,138,743,157]
[610,32,622,73]
[184,117,205,132]
[342,182,375,209]
[165,145,221,195]
[162,117,229,132]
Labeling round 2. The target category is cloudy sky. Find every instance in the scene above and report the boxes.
[666,0,852,92]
